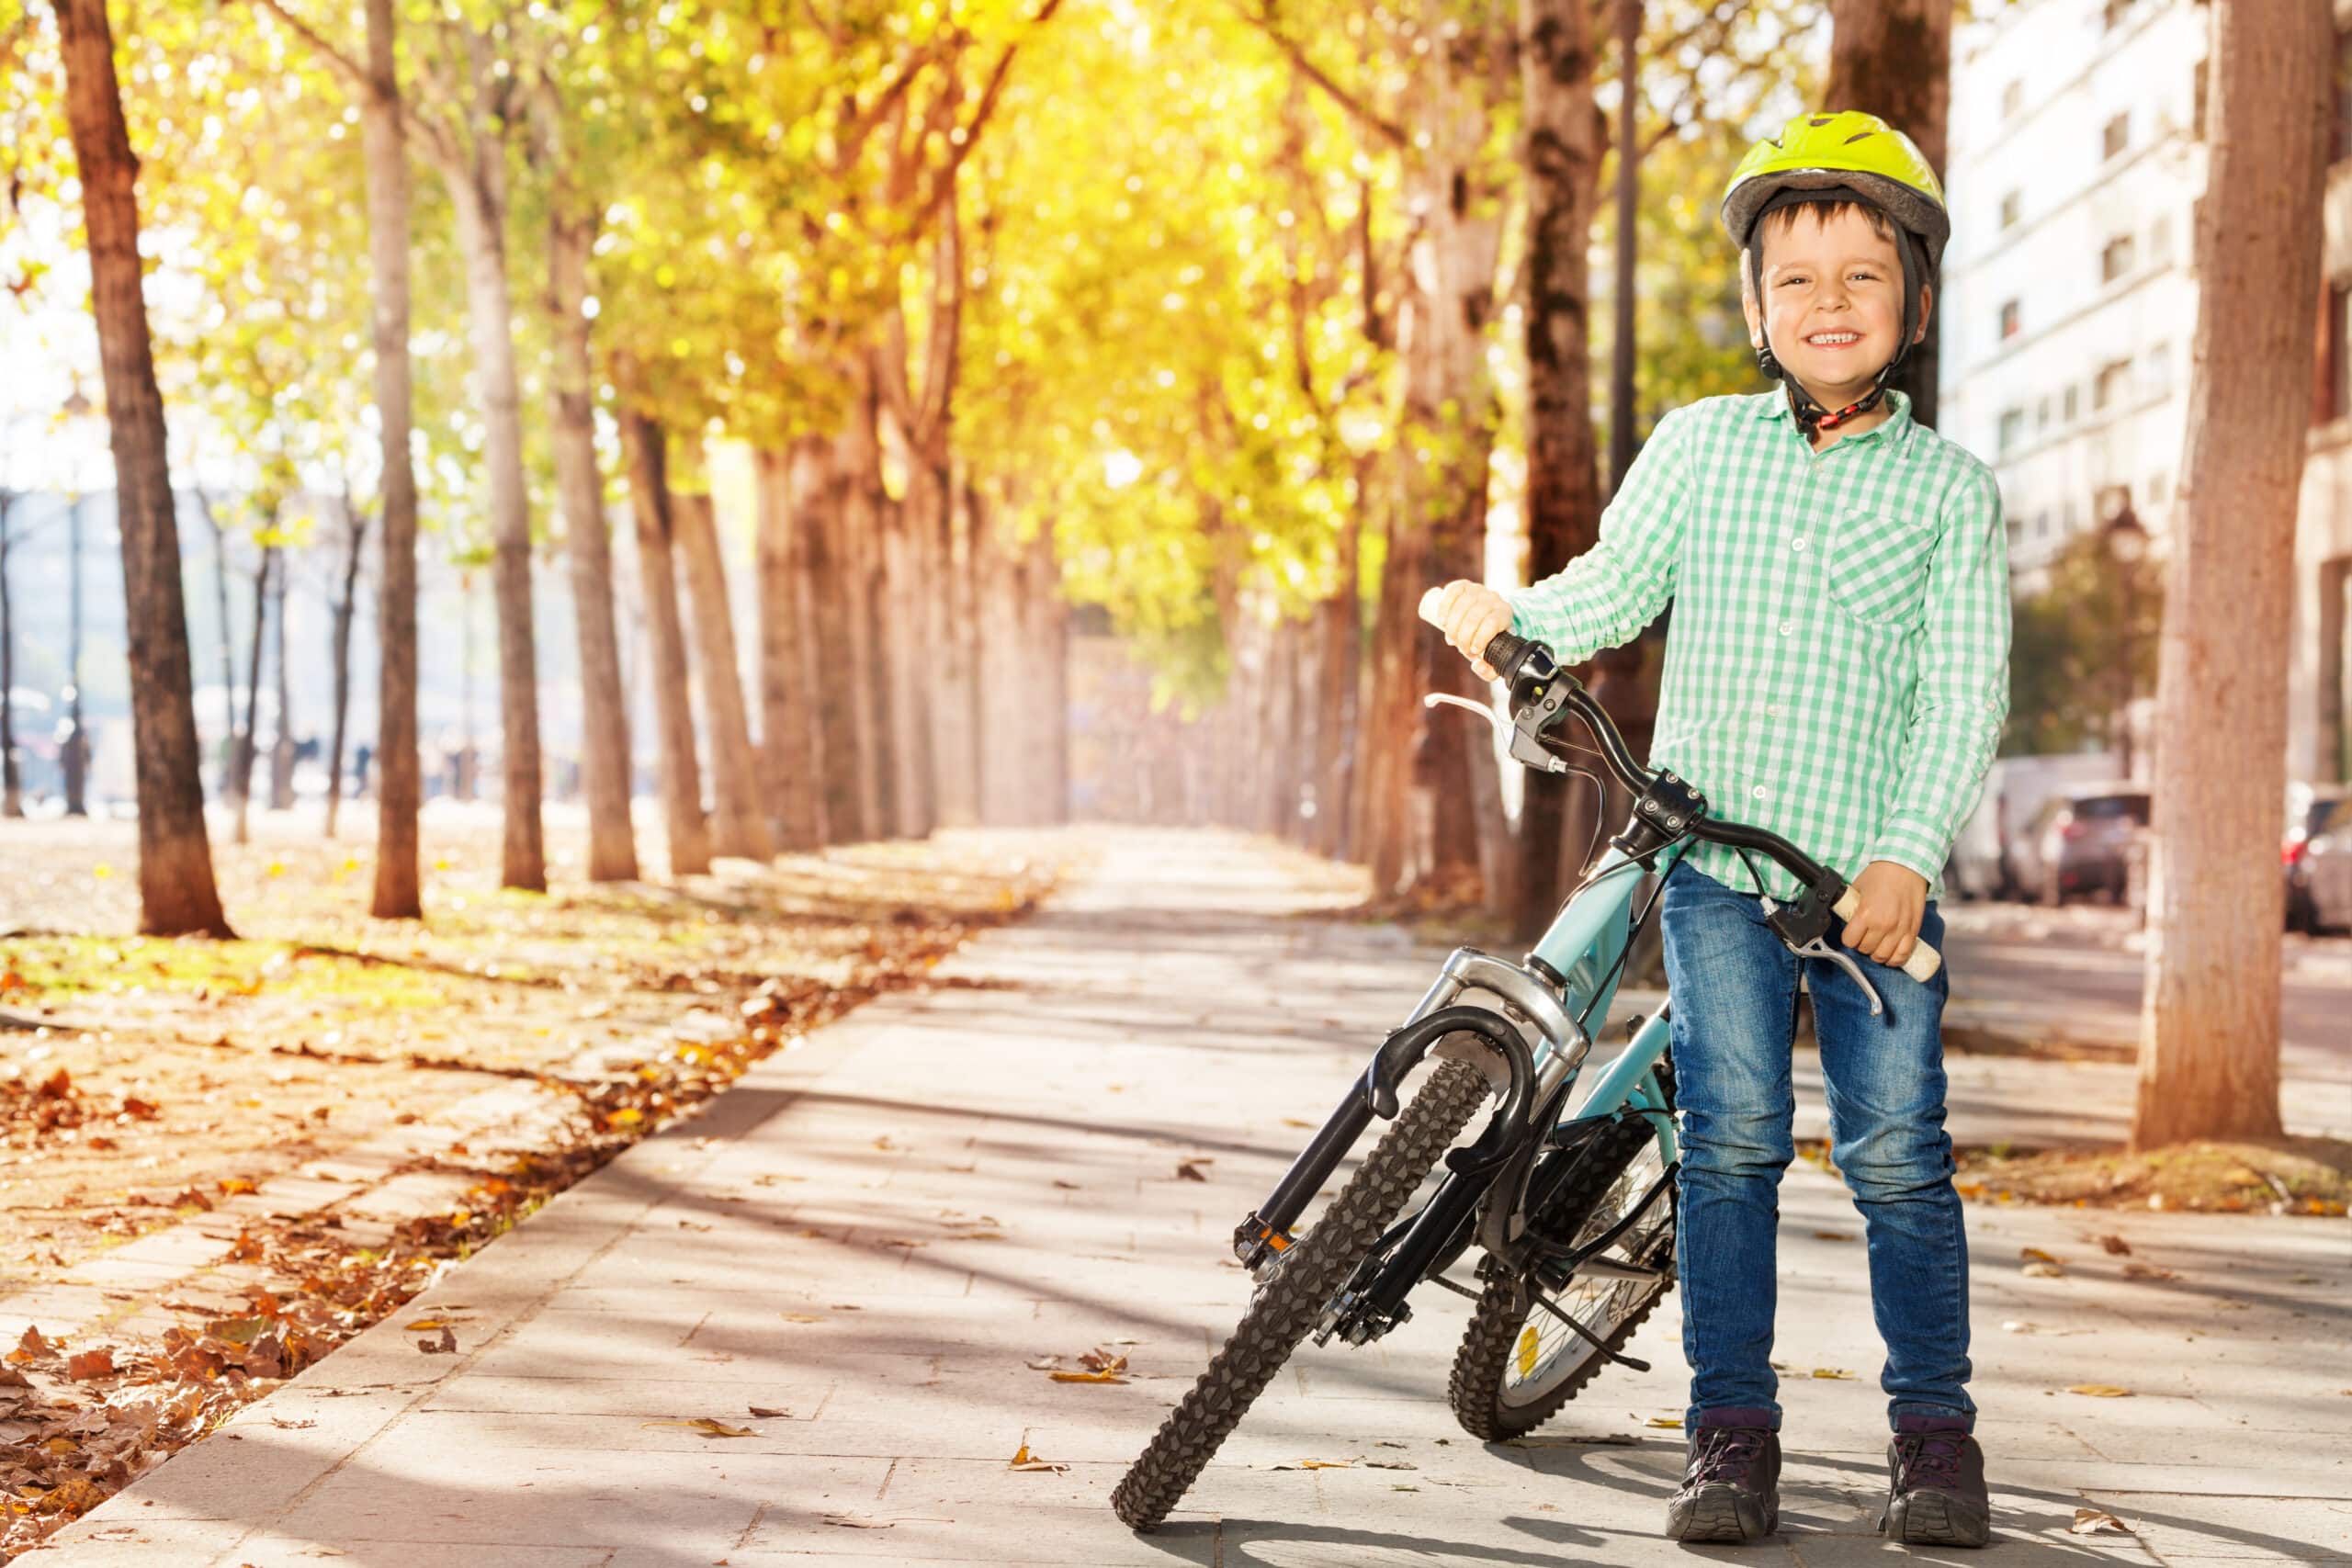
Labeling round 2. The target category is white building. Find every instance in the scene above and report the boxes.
[1940,0,2209,580]
[1944,0,2352,789]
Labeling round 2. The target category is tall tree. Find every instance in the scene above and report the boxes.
[322,489,368,840]
[673,485,772,862]
[752,445,824,851]
[617,399,711,878]
[0,482,18,819]
[1821,0,1950,429]
[1515,0,1607,935]
[51,0,232,936]
[2132,0,2329,1150]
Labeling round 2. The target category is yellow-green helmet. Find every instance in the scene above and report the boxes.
[1722,110,1949,273]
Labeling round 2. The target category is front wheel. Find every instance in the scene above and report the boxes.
[1446,1111,1677,1441]
[1111,1059,1490,1532]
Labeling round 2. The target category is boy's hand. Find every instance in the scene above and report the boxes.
[1841,861,1928,969]
[1426,580,1515,682]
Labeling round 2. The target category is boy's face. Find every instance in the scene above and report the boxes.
[1741,203,1928,409]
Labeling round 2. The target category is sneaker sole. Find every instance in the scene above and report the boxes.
[1882,1491,1991,1549]
[1668,1484,1778,1543]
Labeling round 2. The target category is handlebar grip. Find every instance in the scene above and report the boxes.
[1831,889,1944,982]
[1415,587,1535,682]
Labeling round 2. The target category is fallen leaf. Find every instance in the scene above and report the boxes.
[1363,1459,1417,1471]
[2021,1261,2065,1279]
[217,1177,258,1197]
[1009,1443,1069,1473]
[2065,1383,2133,1398]
[1645,1416,1683,1429]
[1175,1160,1211,1182]
[821,1515,893,1529]
[65,1348,113,1380]
[404,1319,449,1333]
[1810,1230,1852,1241]
[1048,1369,1129,1384]
[747,1405,789,1418]
[415,1325,458,1355]
[1079,1348,1129,1374]
[2019,1247,2063,1264]
[1810,1368,1855,1380]
[779,1313,825,1325]
[2121,1262,2177,1281]
[227,1232,264,1264]
[2069,1508,2136,1536]
[1272,1459,1352,1471]
[1051,1179,1080,1190]
[2095,1234,2132,1256]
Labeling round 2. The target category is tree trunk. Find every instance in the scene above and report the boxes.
[0,498,17,818]
[835,372,893,840]
[673,488,772,862]
[443,150,545,891]
[752,446,824,852]
[883,466,941,840]
[617,405,711,877]
[1608,0,1640,495]
[1823,0,1951,430]
[324,492,366,840]
[1312,493,1362,858]
[360,0,422,919]
[792,434,862,843]
[545,206,639,883]
[268,552,294,810]
[197,490,238,785]
[55,0,232,933]
[1516,0,1608,935]
[2132,0,2327,1151]
[232,545,272,845]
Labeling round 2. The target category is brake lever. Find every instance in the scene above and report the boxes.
[1758,895,1884,1017]
[1422,694,1568,774]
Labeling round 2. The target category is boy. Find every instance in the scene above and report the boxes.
[1430,111,2008,1548]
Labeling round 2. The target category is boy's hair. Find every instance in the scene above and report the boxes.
[1752,197,1900,258]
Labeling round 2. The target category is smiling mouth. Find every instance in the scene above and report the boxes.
[1804,332,1861,347]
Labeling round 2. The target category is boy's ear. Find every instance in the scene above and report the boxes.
[1740,251,1766,350]
[1913,281,1935,344]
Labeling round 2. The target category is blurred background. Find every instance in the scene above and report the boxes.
[0,0,2343,1136]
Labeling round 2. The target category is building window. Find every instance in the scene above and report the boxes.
[2064,385,2080,423]
[1999,299,2021,339]
[2103,112,2130,161]
[1999,408,2027,454]
[2337,29,2352,161]
[2095,358,2134,411]
[2002,80,2023,118]
[2000,190,2021,230]
[2101,233,2137,284]
[2320,280,2352,426]
[2150,215,2173,268]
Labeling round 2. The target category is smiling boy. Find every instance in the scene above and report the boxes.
[1429,112,2009,1547]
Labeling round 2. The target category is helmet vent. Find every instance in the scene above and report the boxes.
[1844,130,1875,143]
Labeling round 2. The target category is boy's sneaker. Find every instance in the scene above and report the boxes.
[1667,1423,1781,1542]
[1879,1428,1992,1547]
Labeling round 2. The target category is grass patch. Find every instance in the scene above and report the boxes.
[1951,1137,2350,1215]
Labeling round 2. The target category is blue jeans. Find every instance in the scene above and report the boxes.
[1658,860,1974,1435]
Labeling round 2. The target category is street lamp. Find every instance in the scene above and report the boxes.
[2101,498,2149,783]
[59,382,93,818]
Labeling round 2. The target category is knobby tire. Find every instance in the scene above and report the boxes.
[1110,1059,1490,1532]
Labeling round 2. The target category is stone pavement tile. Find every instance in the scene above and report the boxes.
[418,1372,836,1417]
[104,1389,414,1524]
[209,1539,615,1568]
[2080,1493,2352,1562]
[24,1518,258,1566]
[267,1441,891,1550]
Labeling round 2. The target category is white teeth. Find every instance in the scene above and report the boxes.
[1808,333,1858,344]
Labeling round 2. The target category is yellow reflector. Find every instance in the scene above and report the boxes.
[1516,1325,1541,1379]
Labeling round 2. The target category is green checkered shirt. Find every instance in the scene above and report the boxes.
[1506,389,2010,904]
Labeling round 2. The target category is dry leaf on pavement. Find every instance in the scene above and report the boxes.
[747,1405,788,1418]
[1009,1443,1069,1473]
[639,1417,756,1438]
[2021,1261,2065,1279]
[2095,1234,2132,1256]
[1272,1459,1352,1471]
[2121,1262,2177,1281]
[1645,1416,1683,1428]
[2069,1508,2136,1535]
[1048,1368,1129,1384]
[2019,1247,2063,1264]
[1175,1160,1211,1182]
[2066,1384,2133,1398]
[1810,1369,1855,1380]
[822,1515,894,1529]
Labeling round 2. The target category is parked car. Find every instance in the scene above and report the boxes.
[1949,754,2125,902]
[2034,784,2150,905]
[2285,783,2352,933]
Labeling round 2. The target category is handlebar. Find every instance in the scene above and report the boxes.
[1416,588,1942,984]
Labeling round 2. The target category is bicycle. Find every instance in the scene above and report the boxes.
[1110,597,1943,1532]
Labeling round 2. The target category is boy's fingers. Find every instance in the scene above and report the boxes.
[1472,659,1498,682]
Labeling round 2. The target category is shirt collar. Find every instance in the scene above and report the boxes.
[1750,386,1917,454]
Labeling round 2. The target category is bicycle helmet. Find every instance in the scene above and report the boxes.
[1721,111,1949,434]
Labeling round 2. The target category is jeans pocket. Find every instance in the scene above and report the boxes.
[1825,510,1938,626]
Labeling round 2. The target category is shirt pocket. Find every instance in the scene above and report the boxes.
[1823,509,1939,627]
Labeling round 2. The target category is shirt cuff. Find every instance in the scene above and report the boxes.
[1868,819,1949,889]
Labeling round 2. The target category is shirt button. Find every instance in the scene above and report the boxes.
[1767,704,1782,716]
[1752,785,1769,800]
[1779,621,1794,636]
[1791,537,1808,552]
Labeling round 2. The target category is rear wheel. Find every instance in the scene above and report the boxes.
[1446,1111,1677,1441]
[1111,1060,1489,1532]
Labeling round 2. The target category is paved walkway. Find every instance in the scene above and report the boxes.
[40,829,2352,1566]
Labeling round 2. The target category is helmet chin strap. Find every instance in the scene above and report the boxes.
[1756,342,1896,438]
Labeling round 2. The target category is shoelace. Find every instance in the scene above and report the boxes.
[1689,1427,1769,1484]
[1895,1433,1969,1492]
